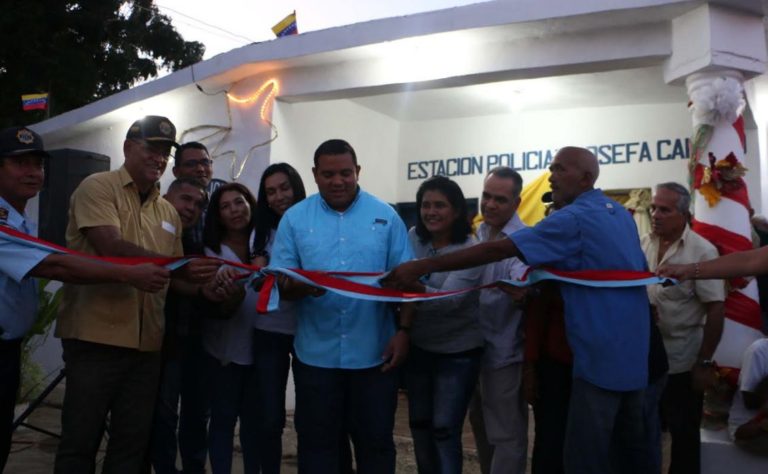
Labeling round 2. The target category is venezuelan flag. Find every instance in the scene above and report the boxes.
[272,11,298,37]
[21,93,49,111]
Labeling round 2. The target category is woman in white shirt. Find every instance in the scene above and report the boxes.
[250,163,307,473]
[202,182,260,474]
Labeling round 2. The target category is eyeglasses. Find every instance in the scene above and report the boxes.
[178,158,214,169]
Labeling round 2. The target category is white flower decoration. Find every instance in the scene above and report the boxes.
[690,77,745,126]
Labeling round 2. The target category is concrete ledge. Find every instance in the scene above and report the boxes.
[701,428,766,473]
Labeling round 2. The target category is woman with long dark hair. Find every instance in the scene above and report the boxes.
[405,176,485,474]
[201,182,260,473]
[250,163,306,474]
[253,163,306,260]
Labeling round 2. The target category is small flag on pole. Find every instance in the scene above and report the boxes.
[21,93,49,111]
[272,11,298,38]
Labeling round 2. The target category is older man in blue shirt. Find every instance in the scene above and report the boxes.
[271,139,413,473]
[385,146,651,474]
[0,126,171,471]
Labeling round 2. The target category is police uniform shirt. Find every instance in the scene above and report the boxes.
[0,196,49,340]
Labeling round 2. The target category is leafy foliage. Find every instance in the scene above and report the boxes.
[0,0,204,127]
[23,279,62,344]
[19,279,63,402]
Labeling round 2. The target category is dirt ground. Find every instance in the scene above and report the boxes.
[8,387,671,473]
[8,388,486,473]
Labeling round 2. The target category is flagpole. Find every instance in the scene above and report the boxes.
[45,80,51,120]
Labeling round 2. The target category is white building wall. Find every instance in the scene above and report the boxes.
[271,99,401,203]
[42,84,275,195]
[746,76,768,215]
[268,99,762,211]
[397,102,761,212]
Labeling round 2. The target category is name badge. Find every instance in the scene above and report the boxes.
[161,220,176,234]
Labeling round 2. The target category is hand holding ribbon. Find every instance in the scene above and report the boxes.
[124,263,171,293]
[179,258,221,284]
[0,225,678,314]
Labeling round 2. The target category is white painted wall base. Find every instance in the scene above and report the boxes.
[701,428,767,473]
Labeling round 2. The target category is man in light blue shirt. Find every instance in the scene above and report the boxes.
[0,126,171,471]
[271,139,413,473]
[385,147,651,474]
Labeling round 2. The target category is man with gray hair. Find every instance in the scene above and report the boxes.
[641,181,725,474]
[468,166,529,474]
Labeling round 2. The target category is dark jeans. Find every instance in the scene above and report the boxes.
[563,378,646,474]
[204,351,259,474]
[405,346,482,474]
[643,373,667,474]
[252,329,294,474]
[0,339,22,472]
[150,337,209,474]
[531,358,572,474]
[54,339,162,474]
[293,357,398,474]
[661,372,703,474]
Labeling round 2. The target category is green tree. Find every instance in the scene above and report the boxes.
[0,0,204,127]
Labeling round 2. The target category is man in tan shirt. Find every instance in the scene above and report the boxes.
[54,116,219,473]
[642,182,725,474]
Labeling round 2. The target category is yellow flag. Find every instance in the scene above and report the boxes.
[517,171,552,226]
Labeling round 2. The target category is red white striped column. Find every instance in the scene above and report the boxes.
[686,70,763,370]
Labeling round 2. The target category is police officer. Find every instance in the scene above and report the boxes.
[0,126,170,471]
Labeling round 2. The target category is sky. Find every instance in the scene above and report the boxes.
[158,0,492,59]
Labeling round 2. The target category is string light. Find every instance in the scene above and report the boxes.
[182,78,281,181]
[226,79,280,121]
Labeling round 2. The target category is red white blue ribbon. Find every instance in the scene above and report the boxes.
[252,266,673,312]
[0,225,674,314]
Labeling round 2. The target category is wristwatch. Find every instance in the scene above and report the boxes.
[698,359,716,368]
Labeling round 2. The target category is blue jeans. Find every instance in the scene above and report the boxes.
[252,329,294,474]
[293,357,398,474]
[150,337,209,474]
[563,378,646,474]
[204,352,259,474]
[150,356,183,474]
[405,346,482,474]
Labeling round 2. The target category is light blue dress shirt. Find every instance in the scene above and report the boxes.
[0,197,48,340]
[270,189,413,369]
[510,189,650,391]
